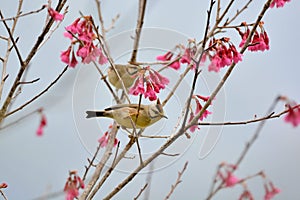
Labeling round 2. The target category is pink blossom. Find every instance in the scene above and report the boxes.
[82,46,101,64]
[284,105,300,127]
[64,18,81,39]
[230,44,243,64]
[64,171,85,200]
[36,114,47,136]
[224,172,239,187]
[170,59,181,70]
[270,0,291,8]
[98,131,118,148]
[129,76,145,96]
[48,7,64,21]
[238,28,250,48]
[98,50,108,65]
[264,182,281,200]
[239,190,254,200]
[208,54,222,72]
[61,46,72,64]
[156,51,173,61]
[248,31,270,52]
[69,51,78,68]
[188,112,199,132]
[144,82,157,101]
[0,182,8,189]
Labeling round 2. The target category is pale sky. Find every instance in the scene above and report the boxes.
[0,0,300,199]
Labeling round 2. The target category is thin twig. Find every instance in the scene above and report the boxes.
[133,183,148,200]
[0,108,41,131]
[226,0,253,25]
[0,5,46,22]
[164,161,188,200]
[0,190,8,200]
[84,136,136,200]
[4,65,68,118]
[129,0,147,64]
[82,142,102,182]
[0,0,67,124]
[79,122,119,200]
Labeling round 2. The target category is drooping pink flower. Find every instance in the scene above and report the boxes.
[264,182,281,200]
[64,171,84,200]
[170,59,181,70]
[248,31,270,52]
[64,18,81,39]
[129,75,145,96]
[239,190,254,200]
[48,7,64,21]
[144,82,157,101]
[98,125,118,148]
[69,51,78,68]
[188,112,199,133]
[61,16,107,68]
[36,112,47,137]
[230,44,243,64]
[0,182,8,189]
[270,0,291,8]
[61,46,72,64]
[237,26,250,48]
[156,51,173,61]
[284,105,300,127]
[224,172,240,187]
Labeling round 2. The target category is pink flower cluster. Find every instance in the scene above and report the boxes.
[188,95,212,132]
[47,7,64,21]
[98,124,118,148]
[207,37,243,72]
[63,170,85,200]
[217,163,239,187]
[36,110,47,137]
[61,16,107,68]
[129,67,169,101]
[237,22,270,52]
[270,0,291,8]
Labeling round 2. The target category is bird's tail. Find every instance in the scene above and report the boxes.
[86,111,106,118]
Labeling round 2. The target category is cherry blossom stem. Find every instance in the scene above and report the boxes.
[79,122,119,200]
[4,65,68,118]
[0,0,67,124]
[130,0,147,64]
[196,103,298,127]
[85,137,136,199]
[0,5,46,22]
[164,161,188,200]
[134,183,148,200]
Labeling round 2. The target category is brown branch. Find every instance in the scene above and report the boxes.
[4,65,68,118]
[0,0,67,124]
[164,161,188,200]
[0,5,46,22]
[18,78,40,85]
[0,190,8,200]
[82,142,102,182]
[0,108,40,131]
[129,0,147,64]
[226,0,254,25]
[133,183,148,200]
[79,123,119,200]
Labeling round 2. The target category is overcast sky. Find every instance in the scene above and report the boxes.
[0,0,300,199]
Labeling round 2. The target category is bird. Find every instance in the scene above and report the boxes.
[107,64,140,89]
[86,99,167,129]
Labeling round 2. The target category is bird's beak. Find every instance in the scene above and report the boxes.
[161,114,168,119]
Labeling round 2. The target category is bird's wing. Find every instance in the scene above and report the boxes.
[105,104,145,111]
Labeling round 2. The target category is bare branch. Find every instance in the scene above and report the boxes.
[4,65,68,118]
[0,5,46,22]
[164,161,188,200]
[133,183,148,200]
[129,0,147,64]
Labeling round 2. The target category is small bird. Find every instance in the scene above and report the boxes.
[86,99,167,129]
[107,64,140,89]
